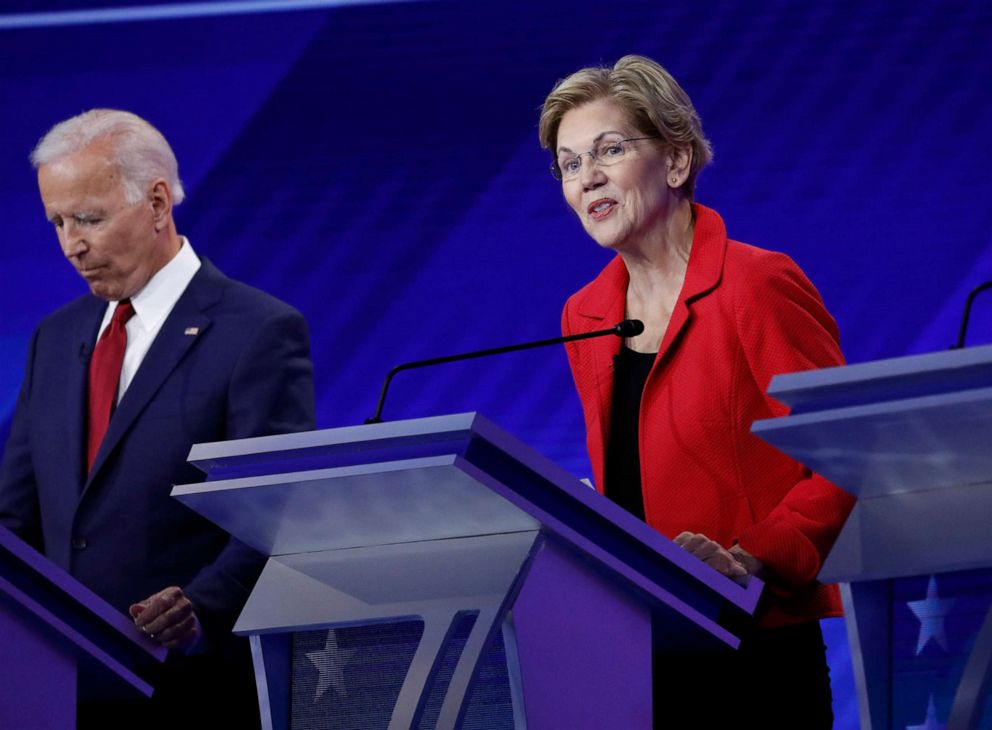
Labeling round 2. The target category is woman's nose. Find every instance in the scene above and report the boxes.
[580,159,607,190]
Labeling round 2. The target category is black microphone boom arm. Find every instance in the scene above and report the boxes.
[365,319,644,423]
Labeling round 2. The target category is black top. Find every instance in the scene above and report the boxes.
[604,346,656,521]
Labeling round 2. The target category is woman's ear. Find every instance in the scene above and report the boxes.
[666,147,692,187]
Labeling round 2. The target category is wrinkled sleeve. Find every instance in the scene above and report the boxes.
[733,252,856,587]
[0,327,43,550]
[183,308,316,636]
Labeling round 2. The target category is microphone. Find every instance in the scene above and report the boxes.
[366,319,644,423]
[953,280,992,349]
[614,318,644,338]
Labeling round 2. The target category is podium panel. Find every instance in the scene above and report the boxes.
[0,526,166,728]
[753,344,992,730]
[176,412,763,729]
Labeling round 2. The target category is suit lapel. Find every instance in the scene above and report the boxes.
[651,204,727,368]
[67,300,106,491]
[571,205,729,489]
[574,258,627,488]
[84,262,223,491]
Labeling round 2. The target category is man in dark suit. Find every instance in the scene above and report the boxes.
[0,109,316,727]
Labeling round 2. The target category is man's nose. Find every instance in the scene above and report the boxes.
[59,221,87,257]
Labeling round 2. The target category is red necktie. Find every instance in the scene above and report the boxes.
[87,300,135,472]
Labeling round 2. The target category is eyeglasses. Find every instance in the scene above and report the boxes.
[551,136,658,181]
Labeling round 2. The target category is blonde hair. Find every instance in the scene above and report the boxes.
[31,109,185,205]
[539,55,712,197]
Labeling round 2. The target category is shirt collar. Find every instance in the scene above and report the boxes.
[102,237,201,331]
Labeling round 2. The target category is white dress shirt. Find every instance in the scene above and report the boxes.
[97,238,202,403]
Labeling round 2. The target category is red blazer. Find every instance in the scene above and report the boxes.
[562,204,856,627]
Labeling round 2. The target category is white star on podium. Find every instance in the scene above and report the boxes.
[306,629,357,701]
[907,695,945,730]
[907,576,955,655]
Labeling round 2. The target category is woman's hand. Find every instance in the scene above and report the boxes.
[728,544,764,578]
[674,531,752,579]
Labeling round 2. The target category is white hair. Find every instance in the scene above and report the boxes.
[30,109,185,205]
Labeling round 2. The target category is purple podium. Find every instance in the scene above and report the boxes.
[173,413,762,730]
[753,344,992,730]
[0,526,166,729]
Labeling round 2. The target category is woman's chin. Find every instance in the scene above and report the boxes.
[591,233,630,252]
[584,226,624,251]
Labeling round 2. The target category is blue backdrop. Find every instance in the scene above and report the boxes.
[2,1,991,727]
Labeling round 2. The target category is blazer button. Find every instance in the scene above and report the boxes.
[71,537,88,551]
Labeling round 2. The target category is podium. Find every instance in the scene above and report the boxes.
[172,412,763,730]
[0,526,166,729]
[753,344,992,730]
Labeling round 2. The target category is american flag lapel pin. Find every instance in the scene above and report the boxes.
[184,326,200,336]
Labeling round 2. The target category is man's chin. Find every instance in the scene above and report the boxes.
[86,281,125,302]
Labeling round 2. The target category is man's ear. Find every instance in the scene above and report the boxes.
[148,179,172,232]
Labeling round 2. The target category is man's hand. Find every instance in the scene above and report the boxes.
[129,586,200,651]
[674,532,748,579]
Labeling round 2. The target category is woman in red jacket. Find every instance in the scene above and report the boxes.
[539,55,855,728]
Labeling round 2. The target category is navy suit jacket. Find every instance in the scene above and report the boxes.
[0,259,315,641]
